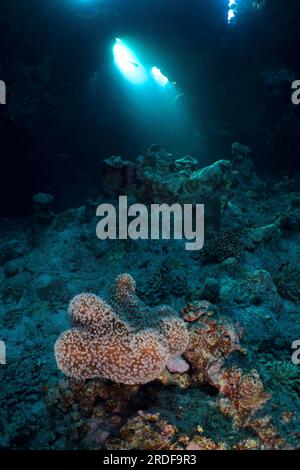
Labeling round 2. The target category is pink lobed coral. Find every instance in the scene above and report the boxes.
[55,274,189,385]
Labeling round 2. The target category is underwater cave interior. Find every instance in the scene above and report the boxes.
[0,0,300,452]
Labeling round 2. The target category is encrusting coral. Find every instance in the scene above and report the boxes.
[216,367,271,428]
[52,294,287,449]
[55,274,189,385]
[248,416,286,450]
[184,317,245,384]
[106,411,179,450]
[274,263,300,303]
[202,229,244,263]
[180,300,215,323]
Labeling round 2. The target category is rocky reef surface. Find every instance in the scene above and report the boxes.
[0,144,300,449]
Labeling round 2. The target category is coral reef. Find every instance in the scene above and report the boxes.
[0,144,300,449]
[138,260,189,305]
[106,412,179,450]
[46,377,141,449]
[180,300,215,323]
[248,417,286,450]
[216,367,271,427]
[136,146,184,202]
[102,156,136,196]
[55,274,189,385]
[186,436,227,451]
[184,318,245,385]
[202,229,244,264]
[174,155,199,174]
[120,145,235,227]
[274,263,300,303]
[262,360,300,391]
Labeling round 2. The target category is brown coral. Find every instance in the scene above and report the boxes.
[248,416,286,449]
[55,329,104,380]
[55,274,189,385]
[105,411,179,450]
[234,438,260,450]
[186,436,226,450]
[182,316,274,438]
[99,329,170,384]
[160,317,189,357]
[113,273,136,307]
[184,318,244,384]
[69,293,117,334]
[217,368,271,427]
[180,300,215,323]
[46,377,141,448]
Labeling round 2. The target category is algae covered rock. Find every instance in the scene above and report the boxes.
[231,143,264,192]
[247,222,282,248]
[102,155,136,196]
[219,269,281,309]
[187,159,232,194]
[33,193,55,223]
[136,146,185,202]
[0,238,31,265]
[174,155,199,174]
[187,159,233,225]
[136,148,234,226]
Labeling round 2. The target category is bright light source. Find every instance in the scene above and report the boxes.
[113,38,148,85]
[151,67,169,87]
[228,9,235,22]
[228,0,237,22]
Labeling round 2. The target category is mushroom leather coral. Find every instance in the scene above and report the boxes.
[55,274,189,385]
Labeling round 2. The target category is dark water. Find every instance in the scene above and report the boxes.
[0,0,300,215]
